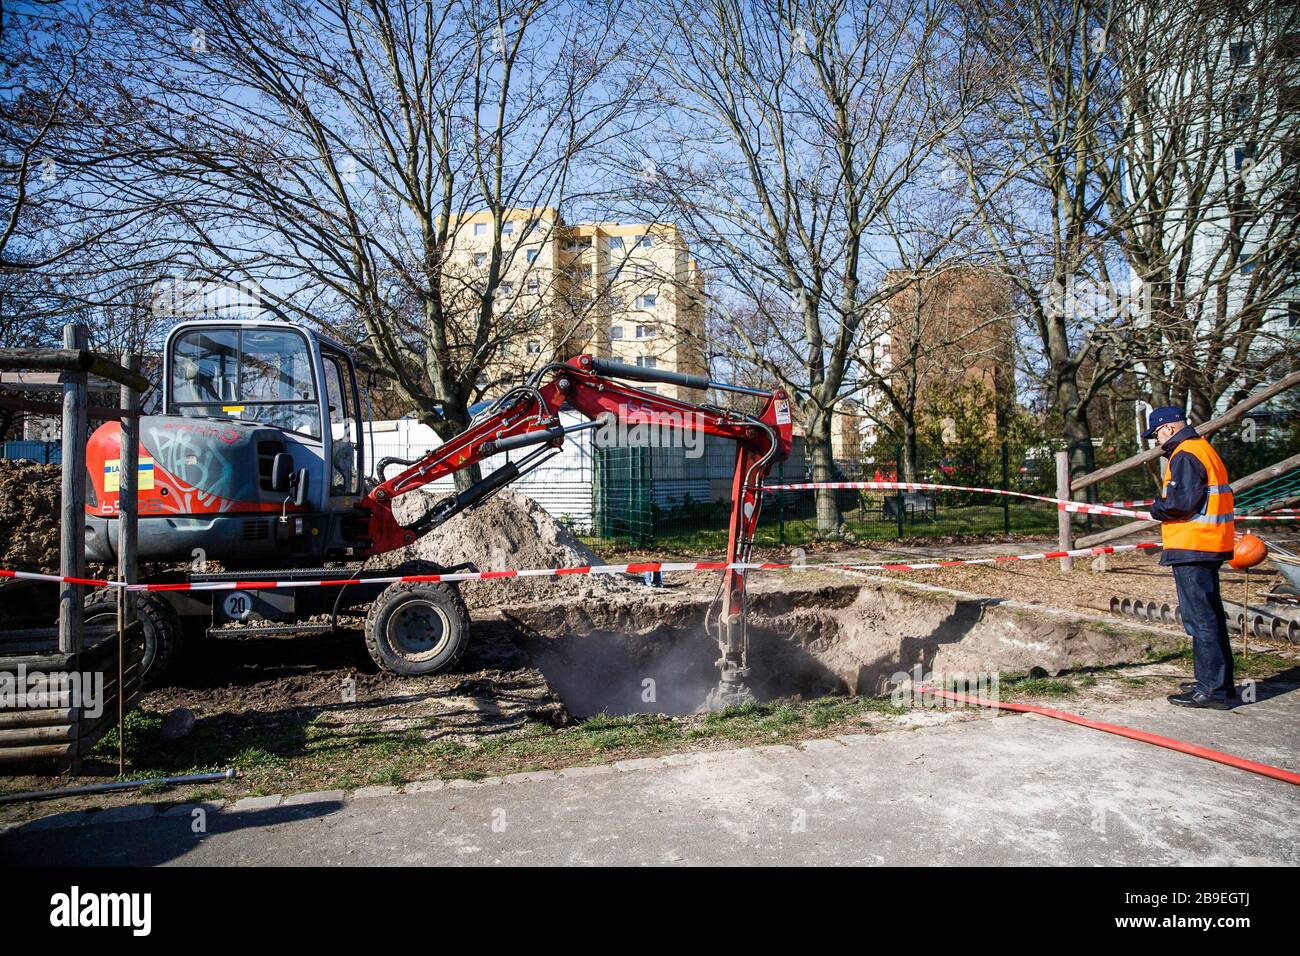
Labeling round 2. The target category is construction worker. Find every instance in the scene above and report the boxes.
[1144,406,1236,709]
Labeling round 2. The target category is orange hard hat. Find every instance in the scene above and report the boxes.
[1229,533,1268,570]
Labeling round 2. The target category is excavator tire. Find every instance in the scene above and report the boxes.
[84,590,184,687]
[363,576,470,676]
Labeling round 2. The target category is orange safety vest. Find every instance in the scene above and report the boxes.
[1159,436,1234,555]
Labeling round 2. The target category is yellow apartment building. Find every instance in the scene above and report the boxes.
[447,207,708,402]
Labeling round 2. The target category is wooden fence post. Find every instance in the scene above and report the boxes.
[58,323,88,655]
[117,353,140,617]
[1056,450,1073,572]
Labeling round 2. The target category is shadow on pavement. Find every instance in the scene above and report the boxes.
[0,799,345,867]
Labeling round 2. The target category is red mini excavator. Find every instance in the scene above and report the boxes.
[85,319,792,706]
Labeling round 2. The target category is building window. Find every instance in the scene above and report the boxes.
[638,234,654,248]
[1232,93,1254,121]
[635,356,657,368]
[526,340,542,355]
[1234,143,1256,171]
[502,220,514,235]
[610,325,624,339]
[1289,303,1300,328]
[474,222,488,237]
[526,249,538,263]
[1229,41,1254,67]
[608,294,625,310]
[499,281,513,295]
[608,236,624,250]
[635,294,657,309]
[527,278,540,294]
[474,252,487,267]
[1240,255,1258,275]
[635,324,655,338]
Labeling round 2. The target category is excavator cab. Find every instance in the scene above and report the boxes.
[85,320,367,565]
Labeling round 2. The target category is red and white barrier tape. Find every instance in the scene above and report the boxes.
[0,543,1162,593]
[764,480,1297,521]
[1100,500,1299,517]
[763,480,1151,519]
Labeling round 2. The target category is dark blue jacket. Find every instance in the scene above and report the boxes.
[1148,425,1230,565]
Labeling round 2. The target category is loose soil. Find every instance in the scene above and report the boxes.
[378,489,637,610]
[0,459,61,573]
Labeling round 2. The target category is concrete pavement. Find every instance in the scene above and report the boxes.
[3,687,1297,866]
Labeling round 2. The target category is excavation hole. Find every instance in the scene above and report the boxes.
[510,581,1183,718]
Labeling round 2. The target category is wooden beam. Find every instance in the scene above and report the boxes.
[1072,370,1300,493]
[1,371,120,392]
[1056,451,1072,571]
[58,324,88,656]
[1076,451,1300,548]
[0,348,150,393]
[0,396,133,420]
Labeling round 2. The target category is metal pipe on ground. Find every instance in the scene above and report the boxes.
[1084,594,1300,643]
[0,768,236,804]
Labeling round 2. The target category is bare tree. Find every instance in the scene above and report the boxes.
[2,1,190,353]
[630,0,989,532]
[1100,0,1300,422]
[950,0,1127,484]
[100,0,648,486]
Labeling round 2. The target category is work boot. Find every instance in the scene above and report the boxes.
[1167,690,1230,710]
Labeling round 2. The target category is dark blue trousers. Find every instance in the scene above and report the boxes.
[1171,561,1235,701]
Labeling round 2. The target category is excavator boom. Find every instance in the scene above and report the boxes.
[359,354,793,705]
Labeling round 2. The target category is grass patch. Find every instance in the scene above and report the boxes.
[86,691,921,802]
[1159,644,1296,679]
[76,643,1285,809]
[1000,676,1076,698]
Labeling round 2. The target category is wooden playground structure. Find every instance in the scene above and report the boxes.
[0,323,148,770]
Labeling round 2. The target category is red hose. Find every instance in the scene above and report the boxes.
[922,687,1300,787]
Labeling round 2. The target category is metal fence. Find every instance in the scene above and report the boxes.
[375,423,1061,551]
[1,440,62,464]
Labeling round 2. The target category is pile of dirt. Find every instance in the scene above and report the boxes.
[0,459,61,572]
[377,489,636,610]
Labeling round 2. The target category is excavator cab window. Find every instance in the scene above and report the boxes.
[322,349,361,495]
[169,326,322,439]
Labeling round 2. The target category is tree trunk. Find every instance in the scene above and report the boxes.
[424,397,483,493]
[902,417,920,482]
[1187,385,1213,426]
[807,415,840,534]
[1058,375,1096,521]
